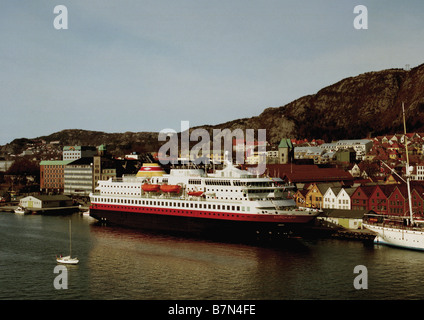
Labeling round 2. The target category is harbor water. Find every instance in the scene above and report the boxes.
[1,212,424,301]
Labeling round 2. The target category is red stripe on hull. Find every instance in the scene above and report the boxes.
[89,203,315,224]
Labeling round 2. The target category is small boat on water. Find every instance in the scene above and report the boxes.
[56,255,79,265]
[57,220,79,265]
[14,206,30,215]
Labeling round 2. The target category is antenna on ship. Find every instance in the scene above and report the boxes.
[224,150,231,167]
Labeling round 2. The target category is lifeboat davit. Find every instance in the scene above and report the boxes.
[187,191,203,197]
[160,184,181,193]
[142,184,160,192]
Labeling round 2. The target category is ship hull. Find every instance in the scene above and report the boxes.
[90,206,316,241]
[363,223,424,251]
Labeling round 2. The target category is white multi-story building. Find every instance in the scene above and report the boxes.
[63,146,97,161]
[335,140,373,160]
[64,158,93,196]
[414,164,424,181]
[294,147,325,160]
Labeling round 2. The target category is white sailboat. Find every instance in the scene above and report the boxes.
[57,219,79,264]
[363,103,424,251]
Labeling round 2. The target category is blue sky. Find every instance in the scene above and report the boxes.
[1,0,423,145]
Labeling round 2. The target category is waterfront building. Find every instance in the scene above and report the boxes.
[18,195,73,209]
[337,187,355,210]
[323,187,341,209]
[368,185,394,214]
[388,185,408,215]
[350,185,376,211]
[64,157,93,196]
[40,160,72,193]
[294,189,308,207]
[411,185,424,215]
[304,183,341,209]
[318,209,367,229]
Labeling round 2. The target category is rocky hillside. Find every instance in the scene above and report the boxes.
[2,63,424,156]
[205,63,424,144]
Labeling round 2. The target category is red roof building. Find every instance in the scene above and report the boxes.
[265,164,354,185]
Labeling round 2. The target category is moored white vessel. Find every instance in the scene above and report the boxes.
[14,206,30,215]
[89,161,320,240]
[363,103,424,251]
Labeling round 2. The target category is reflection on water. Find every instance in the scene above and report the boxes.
[2,212,424,300]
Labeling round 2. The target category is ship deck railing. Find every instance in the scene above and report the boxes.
[364,213,424,231]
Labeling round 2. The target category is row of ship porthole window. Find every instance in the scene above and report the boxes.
[99,204,247,218]
[93,197,248,212]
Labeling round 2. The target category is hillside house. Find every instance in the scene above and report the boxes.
[335,139,373,160]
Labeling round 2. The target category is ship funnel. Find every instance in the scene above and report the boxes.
[136,163,165,177]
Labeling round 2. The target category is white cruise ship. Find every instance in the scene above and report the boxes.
[89,161,319,240]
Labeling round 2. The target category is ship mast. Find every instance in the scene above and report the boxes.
[402,102,414,225]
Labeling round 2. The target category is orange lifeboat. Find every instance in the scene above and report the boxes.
[187,191,203,197]
[160,184,181,193]
[142,184,160,192]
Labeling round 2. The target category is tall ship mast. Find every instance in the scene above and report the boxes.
[363,103,424,250]
[89,160,320,240]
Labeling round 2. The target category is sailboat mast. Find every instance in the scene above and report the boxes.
[69,219,72,257]
[402,102,414,224]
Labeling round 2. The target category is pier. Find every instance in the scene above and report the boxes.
[0,205,79,215]
[304,218,376,242]
[329,229,376,242]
